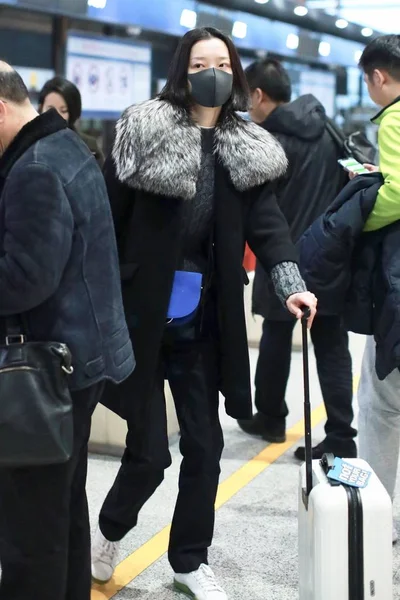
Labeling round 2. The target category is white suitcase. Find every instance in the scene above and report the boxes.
[297,310,393,600]
[298,458,393,599]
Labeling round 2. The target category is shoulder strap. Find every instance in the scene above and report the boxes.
[325,118,346,151]
[2,315,27,343]
[204,225,215,292]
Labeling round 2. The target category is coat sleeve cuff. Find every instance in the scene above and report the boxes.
[270,261,307,306]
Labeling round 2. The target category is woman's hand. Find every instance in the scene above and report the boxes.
[286,292,317,329]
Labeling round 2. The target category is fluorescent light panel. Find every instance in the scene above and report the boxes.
[88,0,107,7]
[232,21,248,39]
[286,34,299,50]
[335,18,349,28]
[180,9,197,28]
[319,41,331,56]
[361,27,374,37]
[308,0,398,6]
[294,6,309,16]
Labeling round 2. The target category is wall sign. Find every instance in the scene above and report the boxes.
[299,70,336,118]
[66,33,151,119]
[15,66,54,94]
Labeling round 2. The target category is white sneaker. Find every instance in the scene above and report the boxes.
[174,564,228,600]
[91,527,119,583]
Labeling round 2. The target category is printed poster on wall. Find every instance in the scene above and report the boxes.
[66,34,151,119]
[14,66,54,99]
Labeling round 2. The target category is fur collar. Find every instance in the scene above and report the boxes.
[113,99,288,200]
[0,110,67,181]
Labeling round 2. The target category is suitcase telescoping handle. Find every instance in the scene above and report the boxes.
[301,307,313,498]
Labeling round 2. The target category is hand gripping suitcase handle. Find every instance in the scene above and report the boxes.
[301,307,313,497]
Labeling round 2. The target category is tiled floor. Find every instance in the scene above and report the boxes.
[87,334,400,599]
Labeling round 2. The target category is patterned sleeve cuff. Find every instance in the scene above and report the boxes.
[270,261,307,306]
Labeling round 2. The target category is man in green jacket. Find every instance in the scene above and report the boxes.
[359,35,400,231]
[357,34,400,544]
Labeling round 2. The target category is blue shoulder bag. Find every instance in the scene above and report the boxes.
[166,271,203,327]
[166,233,214,328]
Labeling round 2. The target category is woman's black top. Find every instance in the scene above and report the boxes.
[180,127,215,275]
[179,127,306,303]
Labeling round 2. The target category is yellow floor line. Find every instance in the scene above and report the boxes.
[91,402,327,600]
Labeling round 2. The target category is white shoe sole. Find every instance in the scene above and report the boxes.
[91,570,114,585]
[174,580,197,598]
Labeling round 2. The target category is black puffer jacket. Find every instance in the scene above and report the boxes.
[252,94,343,320]
[299,172,400,381]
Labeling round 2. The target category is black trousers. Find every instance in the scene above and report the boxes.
[255,315,356,446]
[0,382,104,600]
[99,317,224,574]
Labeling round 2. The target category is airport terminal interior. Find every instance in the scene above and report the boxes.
[0,0,400,598]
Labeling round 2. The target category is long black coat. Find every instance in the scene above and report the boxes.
[101,98,297,426]
[252,95,343,321]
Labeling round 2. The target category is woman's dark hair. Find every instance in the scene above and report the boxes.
[38,76,82,127]
[159,27,250,114]
[245,59,292,103]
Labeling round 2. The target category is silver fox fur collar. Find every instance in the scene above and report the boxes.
[112,98,288,200]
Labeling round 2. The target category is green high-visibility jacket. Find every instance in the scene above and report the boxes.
[364,97,400,232]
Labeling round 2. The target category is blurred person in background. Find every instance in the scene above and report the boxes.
[238,59,356,461]
[39,76,104,166]
[0,63,134,599]
[91,27,317,600]
[355,34,400,543]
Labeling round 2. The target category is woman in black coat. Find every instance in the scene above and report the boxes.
[92,27,317,599]
[38,76,104,167]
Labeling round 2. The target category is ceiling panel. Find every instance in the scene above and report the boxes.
[306,0,399,33]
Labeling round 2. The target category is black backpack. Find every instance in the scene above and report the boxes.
[326,118,377,165]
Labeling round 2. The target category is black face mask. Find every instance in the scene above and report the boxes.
[188,68,233,108]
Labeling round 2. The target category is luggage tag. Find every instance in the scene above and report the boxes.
[326,458,372,489]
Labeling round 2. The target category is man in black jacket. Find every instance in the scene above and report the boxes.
[0,62,134,600]
[238,59,356,460]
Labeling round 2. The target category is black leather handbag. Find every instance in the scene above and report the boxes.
[0,327,74,468]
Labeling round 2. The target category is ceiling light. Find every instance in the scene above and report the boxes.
[254,0,269,4]
[127,26,142,36]
[180,9,197,28]
[286,34,299,50]
[335,18,349,29]
[319,41,331,57]
[361,27,374,37]
[232,21,247,39]
[88,0,107,7]
[294,6,309,16]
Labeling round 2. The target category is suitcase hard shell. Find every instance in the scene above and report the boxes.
[297,310,393,600]
[298,458,393,599]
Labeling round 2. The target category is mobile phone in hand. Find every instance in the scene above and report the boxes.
[338,158,370,175]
